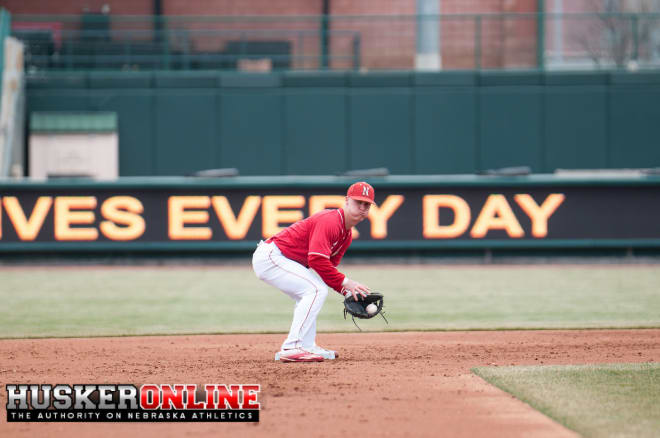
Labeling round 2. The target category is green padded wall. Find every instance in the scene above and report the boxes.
[154,92,216,175]
[284,91,347,174]
[609,86,660,168]
[479,87,544,171]
[544,87,608,170]
[89,91,154,176]
[24,71,660,177]
[414,89,477,173]
[88,72,153,88]
[28,72,88,89]
[219,91,283,175]
[349,89,413,172]
[154,71,219,88]
[27,91,90,111]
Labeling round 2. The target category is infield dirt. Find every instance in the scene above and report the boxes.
[1,329,658,437]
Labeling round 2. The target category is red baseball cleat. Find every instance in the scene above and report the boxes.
[276,348,324,363]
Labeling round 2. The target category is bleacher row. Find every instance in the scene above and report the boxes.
[16,30,294,71]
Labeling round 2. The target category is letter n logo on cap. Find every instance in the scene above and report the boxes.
[347,181,376,205]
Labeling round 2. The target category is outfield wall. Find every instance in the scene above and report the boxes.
[0,175,658,255]
[25,70,660,177]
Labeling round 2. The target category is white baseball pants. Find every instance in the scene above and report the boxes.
[252,241,329,350]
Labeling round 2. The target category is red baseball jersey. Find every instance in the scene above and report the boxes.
[269,208,352,292]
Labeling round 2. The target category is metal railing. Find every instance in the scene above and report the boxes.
[10,13,660,72]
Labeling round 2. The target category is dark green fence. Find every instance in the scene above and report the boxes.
[25,70,660,176]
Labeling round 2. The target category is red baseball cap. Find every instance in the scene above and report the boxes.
[346,181,376,205]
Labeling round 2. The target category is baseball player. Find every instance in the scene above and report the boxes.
[252,182,376,362]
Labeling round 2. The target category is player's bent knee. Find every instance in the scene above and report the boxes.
[251,263,265,280]
[301,284,327,299]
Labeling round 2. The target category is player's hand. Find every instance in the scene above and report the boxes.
[342,279,370,301]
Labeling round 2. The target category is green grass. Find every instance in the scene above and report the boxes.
[473,362,660,438]
[0,265,659,338]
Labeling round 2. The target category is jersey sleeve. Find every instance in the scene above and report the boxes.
[308,254,345,292]
[307,214,346,292]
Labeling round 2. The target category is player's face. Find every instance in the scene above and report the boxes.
[345,197,371,222]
